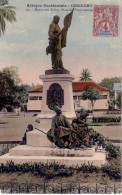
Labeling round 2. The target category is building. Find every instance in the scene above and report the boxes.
[27,81,109,111]
[113,82,122,109]
[27,86,43,111]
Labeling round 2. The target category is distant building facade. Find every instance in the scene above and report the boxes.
[27,81,109,111]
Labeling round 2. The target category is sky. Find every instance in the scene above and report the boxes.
[0,0,122,85]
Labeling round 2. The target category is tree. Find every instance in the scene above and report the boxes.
[82,88,100,111]
[2,66,21,84]
[116,92,121,109]
[80,68,92,81]
[0,0,16,36]
[13,84,30,108]
[99,77,121,91]
[0,70,16,109]
[0,67,30,110]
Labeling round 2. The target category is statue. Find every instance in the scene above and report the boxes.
[71,109,93,147]
[47,106,93,149]
[46,9,74,70]
[47,106,73,148]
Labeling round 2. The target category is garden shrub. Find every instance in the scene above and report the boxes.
[89,127,121,159]
[101,158,121,180]
[0,161,73,179]
[0,160,121,180]
[92,116,121,123]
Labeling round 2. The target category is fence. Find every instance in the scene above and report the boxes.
[0,181,121,193]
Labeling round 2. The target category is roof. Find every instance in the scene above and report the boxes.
[29,81,109,93]
[29,86,43,93]
[72,81,109,92]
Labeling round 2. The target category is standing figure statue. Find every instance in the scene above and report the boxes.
[46,9,74,70]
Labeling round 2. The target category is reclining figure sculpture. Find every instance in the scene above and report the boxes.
[47,106,93,149]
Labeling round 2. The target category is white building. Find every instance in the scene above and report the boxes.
[27,81,109,111]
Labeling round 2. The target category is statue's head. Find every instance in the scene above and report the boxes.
[53,15,60,24]
[79,108,89,119]
[53,105,62,115]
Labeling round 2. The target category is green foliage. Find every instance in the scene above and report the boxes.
[13,85,29,107]
[82,88,100,101]
[2,66,21,85]
[89,127,121,159]
[0,71,15,109]
[82,88,100,110]
[0,161,73,179]
[93,116,121,123]
[89,128,106,147]
[116,92,121,109]
[105,142,120,159]
[80,68,92,81]
[78,162,100,173]
[0,2,16,36]
[99,77,121,91]
[0,67,30,110]
[101,158,121,179]
[0,159,121,180]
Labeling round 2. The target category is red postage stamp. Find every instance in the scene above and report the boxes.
[93,5,119,36]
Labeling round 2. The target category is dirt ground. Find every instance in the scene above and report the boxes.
[0,171,121,185]
[0,112,36,141]
[0,112,121,143]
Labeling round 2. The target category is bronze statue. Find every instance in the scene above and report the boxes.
[46,9,74,70]
[71,109,93,147]
[47,106,73,148]
[47,106,93,149]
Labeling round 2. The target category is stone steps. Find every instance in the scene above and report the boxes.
[9,145,95,157]
[0,151,106,167]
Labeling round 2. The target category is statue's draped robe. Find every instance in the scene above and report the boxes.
[46,9,74,69]
[47,114,72,147]
[47,22,63,69]
[51,114,71,138]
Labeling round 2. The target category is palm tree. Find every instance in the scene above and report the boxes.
[0,2,16,36]
[80,68,92,81]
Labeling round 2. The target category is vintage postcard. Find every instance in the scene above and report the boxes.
[0,0,121,194]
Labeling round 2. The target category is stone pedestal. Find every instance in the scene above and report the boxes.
[0,147,106,167]
[9,145,95,157]
[38,73,76,119]
[0,128,106,167]
[27,129,53,147]
[35,72,76,142]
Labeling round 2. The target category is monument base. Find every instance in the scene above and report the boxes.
[39,73,76,119]
[0,146,106,167]
[0,127,106,167]
[27,129,54,147]
[9,145,95,157]
[45,68,70,75]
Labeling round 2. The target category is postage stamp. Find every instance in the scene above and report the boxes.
[93,5,119,36]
